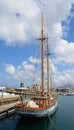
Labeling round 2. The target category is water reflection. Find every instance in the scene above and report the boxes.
[15,113,57,130]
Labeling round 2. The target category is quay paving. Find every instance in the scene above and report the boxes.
[0,95,20,118]
[0,101,19,113]
[0,94,19,99]
[0,94,20,104]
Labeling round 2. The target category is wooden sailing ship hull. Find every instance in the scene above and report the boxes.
[14,13,58,118]
[15,101,58,117]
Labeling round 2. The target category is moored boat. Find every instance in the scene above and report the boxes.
[15,13,58,117]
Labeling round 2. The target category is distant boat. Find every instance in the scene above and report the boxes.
[15,13,58,117]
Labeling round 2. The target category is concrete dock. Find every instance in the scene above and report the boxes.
[0,95,20,119]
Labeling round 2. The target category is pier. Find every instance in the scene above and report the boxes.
[0,94,20,119]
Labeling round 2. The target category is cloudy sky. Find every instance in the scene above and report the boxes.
[0,0,74,88]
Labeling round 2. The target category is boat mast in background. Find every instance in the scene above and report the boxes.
[46,34,50,95]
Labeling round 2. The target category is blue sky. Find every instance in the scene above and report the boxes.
[0,0,74,88]
[67,17,74,42]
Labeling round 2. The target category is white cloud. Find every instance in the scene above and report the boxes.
[23,64,35,71]
[5,61,35,84]
[5,64,15,74]
[29,56,41,64]
[0,0,74,46]
[0,0,40,46]
[22,61,27,65]
[53,68,74,87]
[22,61,35,71]
[54,39,74,64]
[48,61,74,87]
[13,70,24,80]
[4,57,74,87]
[17,65,21,70]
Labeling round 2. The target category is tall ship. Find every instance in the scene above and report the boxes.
[15,13,58,117]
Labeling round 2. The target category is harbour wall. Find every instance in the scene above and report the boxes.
[0,95,20,119]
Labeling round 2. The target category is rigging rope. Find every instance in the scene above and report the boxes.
[31,40,41,87]
[48,115,54,127]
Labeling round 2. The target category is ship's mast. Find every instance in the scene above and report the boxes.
[37,13,50,94]
[39,12,46,93]
[46,34,50,94]
[41,12,45,93]
[37,13,47,93]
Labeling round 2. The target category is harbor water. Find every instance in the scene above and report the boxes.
[0,95,74,130]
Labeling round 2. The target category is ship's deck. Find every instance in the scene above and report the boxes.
[15,94,57,110]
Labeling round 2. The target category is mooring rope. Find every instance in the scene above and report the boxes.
[48,116,54,127]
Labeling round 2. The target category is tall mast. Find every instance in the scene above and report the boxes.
[37,13,47,93]
[46,34,50,94]
[41,12,44,93]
